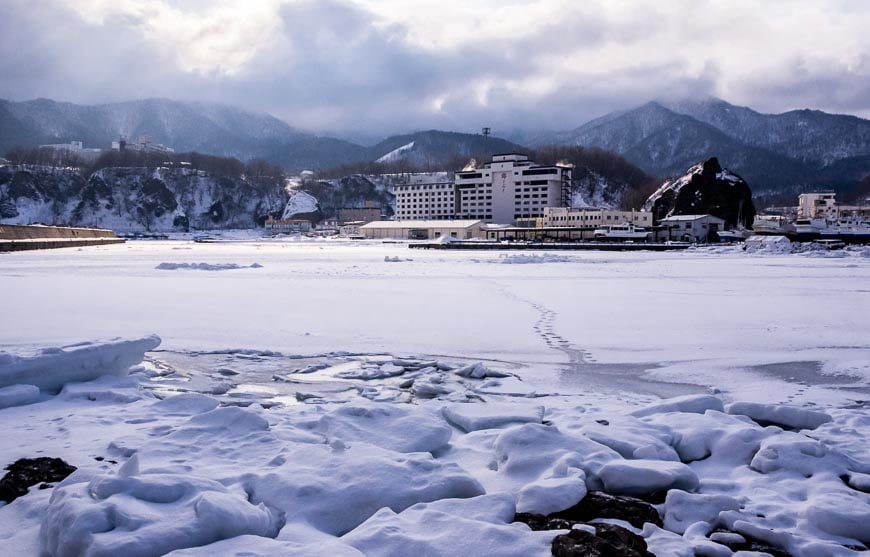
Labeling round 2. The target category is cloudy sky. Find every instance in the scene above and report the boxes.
[2,0,869,136]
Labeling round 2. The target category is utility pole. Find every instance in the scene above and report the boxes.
[481,127,491,156]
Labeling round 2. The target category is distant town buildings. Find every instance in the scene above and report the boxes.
[111,135,175,154]
[37,140,102,160]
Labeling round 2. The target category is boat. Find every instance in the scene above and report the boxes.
[717,226,753,242]
[593,223,651,241]
[791,217,870,243]
[752,215,795,236]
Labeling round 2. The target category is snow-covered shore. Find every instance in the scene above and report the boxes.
[1,240,869,556]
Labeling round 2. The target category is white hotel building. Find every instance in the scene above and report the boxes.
[454,154,572,224]
[392,174,455,220]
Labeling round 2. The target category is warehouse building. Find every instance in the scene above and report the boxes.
[359,219,484,240]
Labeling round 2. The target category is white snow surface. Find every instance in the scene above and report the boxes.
[281,186,319,218]
[374,141,415,163]
[0,239,869,556]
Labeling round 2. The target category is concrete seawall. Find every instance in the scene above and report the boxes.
[0,224,125,252]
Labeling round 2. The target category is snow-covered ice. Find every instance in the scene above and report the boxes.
[1,239,869,556]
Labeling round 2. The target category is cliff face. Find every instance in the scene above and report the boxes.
[0,165,286,231]
[644,157,756,228]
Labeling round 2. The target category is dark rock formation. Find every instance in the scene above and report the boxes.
[515,492,662,556]
[0,457,76,503]
[552,523,655,557]
[553,491,663,529]
[644,157,756,229]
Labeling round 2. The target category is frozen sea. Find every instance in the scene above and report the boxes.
[1,237,869,556]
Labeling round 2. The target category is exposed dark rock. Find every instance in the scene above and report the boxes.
[644,157,756,229]
[0,457,76,503]
[552,491,663,529]
[552,523,655,557]
[514,513,576,531]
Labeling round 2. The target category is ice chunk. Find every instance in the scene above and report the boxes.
[663,490,741,534]
[803,488,870,543]
[41,472,282,557]
[492,423,620,489]
[453,362,510,379]
[598,460,699,496]
[0,384,40,409]
[317,404,452,453]
[748,432,849,476]
[516,476,587,515]
[152,393,221,415]
[443,403,544,433]
[243,443,484,535]
[342,493,553,557]
[165,535,364,557]
[0,335,161,393]
[630,394,724,418]
[726,401,832,430]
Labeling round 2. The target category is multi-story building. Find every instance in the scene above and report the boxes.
[392,173,455,220]
[337,202,382,224]
[454,154,571,224]
[798,192,838,219]
[543,207,653,228]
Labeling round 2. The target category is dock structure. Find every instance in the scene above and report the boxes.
[409,241,692,251]
[0,224,125,252]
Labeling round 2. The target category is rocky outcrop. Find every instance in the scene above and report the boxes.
[552,523,655,557]
[0,457,77,503]
[0,164,287,232]
[643,157,756,228]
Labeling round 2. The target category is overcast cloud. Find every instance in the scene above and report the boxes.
[2,0,869,136]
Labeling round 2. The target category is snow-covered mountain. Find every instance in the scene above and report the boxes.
[534,99,870,193]
[0,98,365,172]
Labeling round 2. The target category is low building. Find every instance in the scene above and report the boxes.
[264,217,311,234]
[656,214,725,243]
[360,219,484,240]
[543,207,653,239]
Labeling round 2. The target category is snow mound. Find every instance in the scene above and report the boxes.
[630,394,725,417]
[316,404,453,453]
[516,475,587,515]
[165,535,364,557]
[0,336,160,393]
[342,493,554,557]
[443,402,544,433]
[156,262,262,271]
[0,384,40,409]
[598,459,700,496]
[243,443,485,535]
[663,490,741,534]
[41,465,282,557]
[497,253,571,264]
[726,401,832,430]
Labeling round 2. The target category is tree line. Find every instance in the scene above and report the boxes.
[4,146,286,183]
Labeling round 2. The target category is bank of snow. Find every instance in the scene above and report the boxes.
[0,337,869,557]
